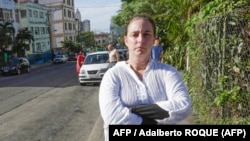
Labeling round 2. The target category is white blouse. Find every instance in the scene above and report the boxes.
[99,60,192,141]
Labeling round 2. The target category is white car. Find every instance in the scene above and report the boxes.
[53,55,68,64]
[78,51,109,86]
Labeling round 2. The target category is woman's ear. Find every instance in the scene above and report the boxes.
[124,36,128,45]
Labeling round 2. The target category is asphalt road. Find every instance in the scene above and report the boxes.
[0,61,100,141]
[0,61,198,141]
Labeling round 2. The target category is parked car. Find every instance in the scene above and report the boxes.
[53,55,68,64]
[78,51,109,86]
[117,48,128,61]
[68,53,77,61]
[1,57,30,76]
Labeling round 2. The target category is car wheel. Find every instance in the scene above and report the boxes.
[27,67,30,73]
[17,69,21,75]
[80,83,86,86]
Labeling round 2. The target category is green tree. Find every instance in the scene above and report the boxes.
[113,0,249,70]
[112,0,154,27]
[13,28,34,57]
[81,31,95,48]
[60,39,75,53]
[0,21,15,54]
[112,0,207,70]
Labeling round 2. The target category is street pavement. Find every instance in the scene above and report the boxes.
[87,113,198,141]
[30,61,53,69]
[30,62,198,141]
[87,71,197,141]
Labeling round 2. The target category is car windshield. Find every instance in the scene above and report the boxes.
[84,53,108,64]
[56,55,63,58]
[10,59,19,66]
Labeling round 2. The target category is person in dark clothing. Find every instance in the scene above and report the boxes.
[151,37,164,62]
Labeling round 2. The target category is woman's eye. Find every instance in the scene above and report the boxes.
[132,34,139,37]
[144,33,151,37]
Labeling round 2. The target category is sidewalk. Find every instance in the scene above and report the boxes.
[87,113,198,141]
[29,63,197,141]
[87,71,197,141]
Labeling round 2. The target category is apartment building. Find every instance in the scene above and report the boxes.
[94,32,110,49]
[75,8,81,40]
[0,0,18,48]
[81,19,90,32]
[18,1,50,54]
[38,0,76,52]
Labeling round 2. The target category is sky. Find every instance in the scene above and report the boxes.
[74,0,122,33]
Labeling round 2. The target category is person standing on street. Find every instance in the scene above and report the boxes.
[107,43,120,68]
[99,13,192,141]
[151,37,164,62]
[76,50,85,74]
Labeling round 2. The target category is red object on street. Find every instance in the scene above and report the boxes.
[76,51,85,74]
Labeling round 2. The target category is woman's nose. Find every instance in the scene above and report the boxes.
[137,34,145,43]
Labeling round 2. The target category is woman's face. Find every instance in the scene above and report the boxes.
[124,19,155,60]
[107,45,113,51]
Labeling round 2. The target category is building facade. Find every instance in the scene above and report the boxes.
[75,8,81,43]
[94,32,110,49]
[18,1,50,54]
[0,0,18,51]
[38,0,76,53]
[81,19,90,32]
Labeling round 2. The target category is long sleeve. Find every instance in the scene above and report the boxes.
[99,61,192,140]
[142,61,191,124]
[99,67,142,126]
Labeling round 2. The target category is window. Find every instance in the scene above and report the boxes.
[65,23,67,30]
[15,10,19,22]
[2,9,13,20]
[46,27,49,34]
[69,23,72,30]
[21,10,27,18]
[28,9,32,17]
[0,9,3,20]
[40,27,45,34]
[39,12,44,19]
[30,27,34,35]
[36,43,41,51]
[33,11,38,18]
[68,10,71,18]
[35,27,39,35]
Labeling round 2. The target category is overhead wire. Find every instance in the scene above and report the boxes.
[75,5,120,9]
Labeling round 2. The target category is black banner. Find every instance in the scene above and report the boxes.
[109,125,250,140]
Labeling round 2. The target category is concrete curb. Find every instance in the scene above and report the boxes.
[87,116,104,141]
